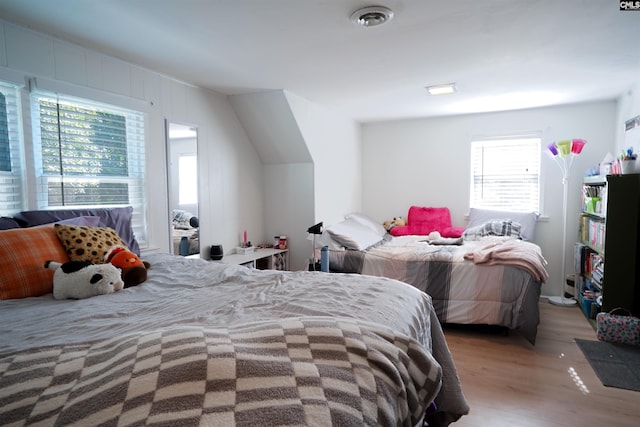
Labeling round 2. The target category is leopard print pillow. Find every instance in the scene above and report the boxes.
[54,224,128,264]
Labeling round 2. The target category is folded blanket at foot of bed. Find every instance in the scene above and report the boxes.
[463,237,548,282]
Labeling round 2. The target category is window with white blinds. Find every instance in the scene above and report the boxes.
[470,136,541,212]
[31,92,147,246]
[0,81,23,215]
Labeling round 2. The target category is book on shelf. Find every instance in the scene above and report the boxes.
[579,216,605,252]
[591,263,604,290]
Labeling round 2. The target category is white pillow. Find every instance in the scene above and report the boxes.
[467,208,539,241]
[326,218,383,250]
[314,230,345,250]
[345,212,387,237]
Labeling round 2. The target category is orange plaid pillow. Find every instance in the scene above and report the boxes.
[0,225,70,299]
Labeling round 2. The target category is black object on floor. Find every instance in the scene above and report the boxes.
[575,338,640,392]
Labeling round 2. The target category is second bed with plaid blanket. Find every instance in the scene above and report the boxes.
[328,235,545,344]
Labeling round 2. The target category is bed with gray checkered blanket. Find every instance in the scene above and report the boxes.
[0,318,442,426]
[0,253,469,426]
[328,236,546,344]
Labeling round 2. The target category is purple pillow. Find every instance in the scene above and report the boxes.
[13,206,140,255]
[56,216,102,227]
[0,217,21,230]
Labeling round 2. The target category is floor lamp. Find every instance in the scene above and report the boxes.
[547,139,586,306]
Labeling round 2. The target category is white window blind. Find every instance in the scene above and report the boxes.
[31,91,147,246]
[0,81,23,215]
[470,136,541,212]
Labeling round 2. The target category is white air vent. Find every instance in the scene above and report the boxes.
[351,6,394,27]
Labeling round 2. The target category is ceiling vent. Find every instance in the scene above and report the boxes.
[351,6,394,27]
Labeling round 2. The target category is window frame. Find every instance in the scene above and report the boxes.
[0,80,24,216]
[469,134,542,213]
[30,90,147,247]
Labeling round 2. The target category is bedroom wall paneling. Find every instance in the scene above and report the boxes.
[361,101,618,298]
[0,18,265,257]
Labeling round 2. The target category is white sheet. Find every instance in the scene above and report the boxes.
[1,253,432,354]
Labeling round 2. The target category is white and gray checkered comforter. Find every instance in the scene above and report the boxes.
[0,318,443,426]
[0,253,469,426]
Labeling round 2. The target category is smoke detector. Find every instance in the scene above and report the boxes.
[351,6,394,27]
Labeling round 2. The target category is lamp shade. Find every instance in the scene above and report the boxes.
[571,138,586,155]
[547,142,559,156]
[556,140,571,157]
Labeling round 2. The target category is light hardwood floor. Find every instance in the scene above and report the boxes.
[442,298,640,427]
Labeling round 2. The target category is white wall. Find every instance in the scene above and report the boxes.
[229,90,361,270]
[285,91,362,227]
[616,81,640,154]
[284,92,362,270]
[0,19,264,258]
[362,101,618,297]
[263,163,315,271]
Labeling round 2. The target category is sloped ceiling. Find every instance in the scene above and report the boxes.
[229,91,311,165]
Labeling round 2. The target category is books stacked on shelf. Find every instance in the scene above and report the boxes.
[579,215,605,253]
[582,184,607,216]
[574,243,603,293]
[574,242,602,319]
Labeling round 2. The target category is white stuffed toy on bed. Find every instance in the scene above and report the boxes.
[45,260,125,300]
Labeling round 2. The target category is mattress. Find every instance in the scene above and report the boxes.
[0,253,469,426]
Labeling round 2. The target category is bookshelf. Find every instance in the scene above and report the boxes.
[576,174,640,320]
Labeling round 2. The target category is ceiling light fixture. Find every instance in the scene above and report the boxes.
[351,6,394,27]
[426,83,457,95]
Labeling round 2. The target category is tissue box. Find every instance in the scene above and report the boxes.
[235,246,254,255]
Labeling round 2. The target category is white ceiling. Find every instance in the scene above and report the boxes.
[0,0,638,123]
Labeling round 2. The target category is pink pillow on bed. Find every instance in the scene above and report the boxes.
[390,206,463,237]
[441,226,465,238]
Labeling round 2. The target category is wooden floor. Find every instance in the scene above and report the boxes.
[442,299,640,427]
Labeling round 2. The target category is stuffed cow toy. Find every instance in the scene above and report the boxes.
[46,260,125,300]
